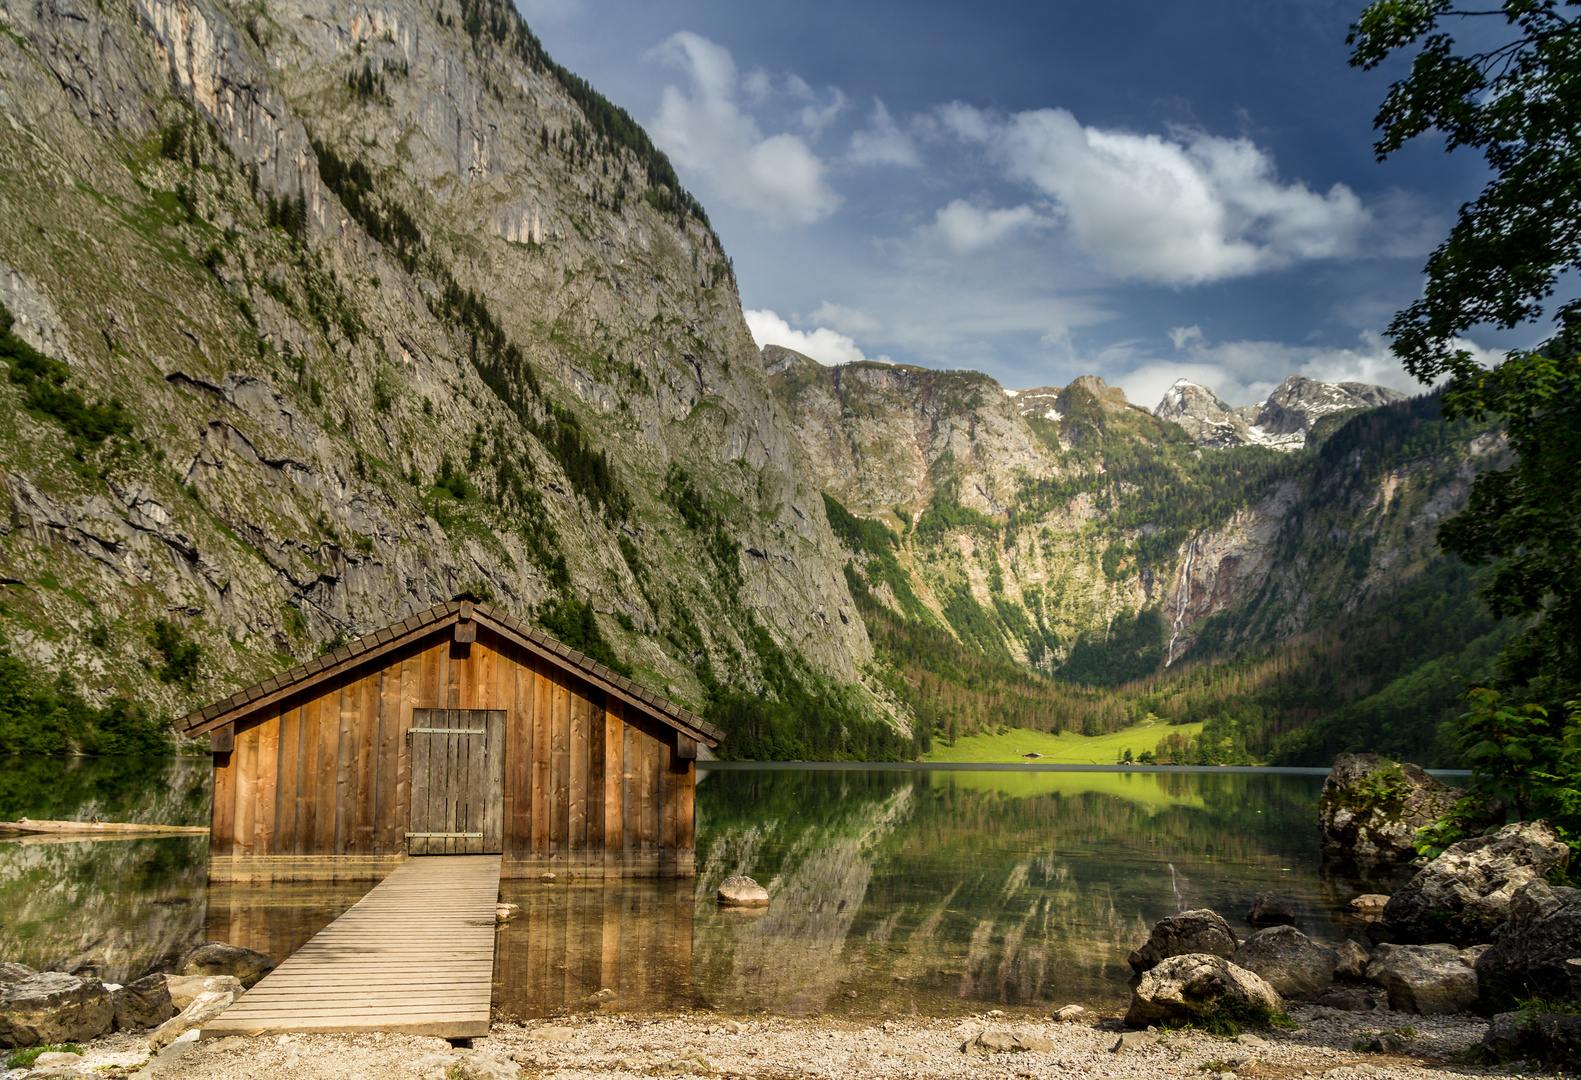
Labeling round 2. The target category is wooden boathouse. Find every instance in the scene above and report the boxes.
[182,597,723,881]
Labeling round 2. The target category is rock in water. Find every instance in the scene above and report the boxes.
[1318,754,1460,868]
[1349,894,1391,920]
[717,875,769,908]
[112,972,175,1031]
[1126,953,1284,1029]
[1364,943,1480,1014]
[1380,821,1570,947]
[1474,880,1581,1007]
[177,942,276,989]
[0,972,114,1047]
[1231,926,1338,1000]
[1128,909,1240,973]
[163,974,243,1011]
[1245,893,1296,929]
[495,903,521,924]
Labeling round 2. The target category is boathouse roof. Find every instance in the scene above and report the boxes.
[180,597,724,746]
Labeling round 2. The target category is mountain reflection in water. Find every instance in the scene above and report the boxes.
[0,760,1382,1016]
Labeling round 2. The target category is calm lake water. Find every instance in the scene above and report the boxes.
[0,757,1422,1018]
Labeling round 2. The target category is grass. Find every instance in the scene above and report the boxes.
[921,721,1206,764]
[5,1044,80,1068]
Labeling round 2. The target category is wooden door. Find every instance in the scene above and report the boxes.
[407,708,505,854]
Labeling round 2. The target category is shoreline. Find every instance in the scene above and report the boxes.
[21,1005,1505,1080]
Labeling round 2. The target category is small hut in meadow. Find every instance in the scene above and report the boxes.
[181,597,723,881]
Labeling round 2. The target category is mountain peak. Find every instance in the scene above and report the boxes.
[1155,375,1409,451]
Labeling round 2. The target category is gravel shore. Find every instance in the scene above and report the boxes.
[4,1004,1530,1080]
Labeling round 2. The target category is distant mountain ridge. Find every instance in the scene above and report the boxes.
[1154,376,1408,451]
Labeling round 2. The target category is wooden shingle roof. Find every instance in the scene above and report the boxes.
[180,599,724,745]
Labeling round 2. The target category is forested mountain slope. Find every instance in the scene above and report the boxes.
[770,345,1507,764]
[0,0,885,749]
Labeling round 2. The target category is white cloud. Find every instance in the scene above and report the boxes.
[650,32,841,227]
[926,200,1053,255]
[744,309,880,367]
[1169,325,1204,350]
[940,103,1374,285]
[1115,330,1504,409]
[807,301,883,337]
[848,99,919,167]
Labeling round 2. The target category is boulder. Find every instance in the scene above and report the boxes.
[0,963,36,986]
[716,876,769,908]
[1245,893,1296,929]
[961,1028,1053,1053]
[111,972,175,1031]
[1365,943,1479,1014]
[176,942,275,989]
[495,903,520,924]
[164,974,243,1011]
[1474,879,1581,1008]
[1230,926,1338,1000]
[1125,953,1285,1029]
[1128,909,1240,973]
[32,1050,84,1067]
[1319,754,1460,867]
[1379,821,1570,947]
[1482,1010,1581,1069]
[147,989,234,1051]
[1055,1004,1086,1021]
[0,972,114,1047]
[1335,940,1370,981]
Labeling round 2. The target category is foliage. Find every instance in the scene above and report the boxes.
[705,624,915,761]
[822,493,928,619]
[1056,608,1165,687]
[1348,0,1581,382]
[1434,340,1581,703]
[537,596,631,677]
[148,619,202,687]
[0,639,169,755]
[662,465,740,593]
[6,1045,82,1069]
[1,304,134,446]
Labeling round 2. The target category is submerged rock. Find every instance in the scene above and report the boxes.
[1128,909,1240,973]
[1318,754,1460,868]
[0,972,113,1047]
[1126,953,1284,1029]
[1231,926,1337,1000]
[1245,893,1296,929]
[716,876,769,908]
[1379,821,1570,947]
[177,942,275,989]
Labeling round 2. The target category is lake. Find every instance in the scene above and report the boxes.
[0,757,1422,1018]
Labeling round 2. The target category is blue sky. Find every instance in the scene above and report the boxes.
[520,0,1516,408]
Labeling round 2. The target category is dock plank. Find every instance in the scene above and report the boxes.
[202,855,501,1039]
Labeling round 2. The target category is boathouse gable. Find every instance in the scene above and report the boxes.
[183,599,721,880]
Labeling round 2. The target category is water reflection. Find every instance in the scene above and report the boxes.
[687,767,1351,1016]
[0,758,1388,1018]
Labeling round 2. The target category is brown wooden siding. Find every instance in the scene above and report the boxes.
[208,629,697,881]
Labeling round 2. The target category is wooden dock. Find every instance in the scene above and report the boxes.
[201,855,501,1039]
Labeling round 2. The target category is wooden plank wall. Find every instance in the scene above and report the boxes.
[491,880,695,1017]
[209,630,698,879]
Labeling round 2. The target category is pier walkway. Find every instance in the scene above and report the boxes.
[202,855,501,1039]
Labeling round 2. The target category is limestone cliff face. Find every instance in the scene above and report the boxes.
[0,0,867,719]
